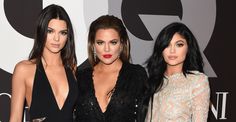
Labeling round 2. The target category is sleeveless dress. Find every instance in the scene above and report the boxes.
[29,61,78,122]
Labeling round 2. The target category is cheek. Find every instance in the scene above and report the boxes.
[61,36,68,44]
[46,34,53,41]
[163,56,168,63]
[162,53,167,62]
[62,41,68,48]
[114,46,122,55]
[94,45,100,51]
[180,48,188,60]
[94,46,103,56]
[62,35,68,41]
[62,38,67,44]
[162,49,168,58]
[45,38,51,46]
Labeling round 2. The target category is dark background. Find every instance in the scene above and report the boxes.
[206,0,236,121]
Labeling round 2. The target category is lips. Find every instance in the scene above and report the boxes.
[103,54,112,58]
[51,43,60,48]
[168,56,177,60]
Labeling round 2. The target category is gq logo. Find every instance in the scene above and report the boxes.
[0,0,217,121]
[84,0,217,77]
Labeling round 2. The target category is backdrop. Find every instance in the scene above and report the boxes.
[0,0,235,121]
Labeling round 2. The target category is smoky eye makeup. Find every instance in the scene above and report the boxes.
[110,40,119,45]
[176,43,184,47]
[47,28,53,33]
[95,40,104,45]
[60,30,68,35]
[176,40,186,47]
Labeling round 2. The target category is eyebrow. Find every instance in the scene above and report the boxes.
[47,27,68,31]
[95,39,119,42]
[95,39,104,42]
[110,39,119,42]
[176,40,186,43]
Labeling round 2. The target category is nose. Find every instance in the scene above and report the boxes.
[170,45,175,53]
[104,43,110,52]
[53,33,59,41]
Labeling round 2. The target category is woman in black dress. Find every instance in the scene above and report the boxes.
[10,4,78,122]
[75,15,148,122]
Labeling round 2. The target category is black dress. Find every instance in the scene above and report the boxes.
[75,62,148,122]
[29,61,78,122]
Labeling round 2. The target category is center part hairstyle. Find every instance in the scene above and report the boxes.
[29,4,77,70]
[87,15,130,66]
[146,22,204,94]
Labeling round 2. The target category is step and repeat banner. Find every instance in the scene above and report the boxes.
[0,0,235,121]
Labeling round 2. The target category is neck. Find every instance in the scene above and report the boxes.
[165,65,183,76]
[95,59,122,72]
[42,52,63,66]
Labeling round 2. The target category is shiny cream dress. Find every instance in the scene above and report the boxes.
[145,71,210,122]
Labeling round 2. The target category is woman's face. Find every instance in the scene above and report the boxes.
[94,28,122,65]
[162,33,188,70]
[44,19,68,54]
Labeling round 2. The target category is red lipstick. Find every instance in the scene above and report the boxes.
[103,54,112,58]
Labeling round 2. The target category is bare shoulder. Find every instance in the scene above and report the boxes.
[13,60,36,76]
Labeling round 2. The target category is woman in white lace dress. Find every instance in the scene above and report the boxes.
[145,22,210,122]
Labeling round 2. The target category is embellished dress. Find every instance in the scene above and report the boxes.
[145,71,210,122]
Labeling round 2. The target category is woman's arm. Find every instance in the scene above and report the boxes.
[192,74,210,122]
[135,65,149,122]
[9,62,27,122]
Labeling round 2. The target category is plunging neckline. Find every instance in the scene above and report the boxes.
[91,81,116,114]
[90,63,124,114]
[40,62,70,111]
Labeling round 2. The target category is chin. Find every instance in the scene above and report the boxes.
[167,61,184,67]
[101,62,113,65]
[51,50,61,54]
[101,59,116,65]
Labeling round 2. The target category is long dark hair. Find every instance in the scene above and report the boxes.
[29,4,77,70]
[146,22,204,95]
[87,15,130,66]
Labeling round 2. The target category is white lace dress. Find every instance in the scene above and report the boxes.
[145,71,210,122]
